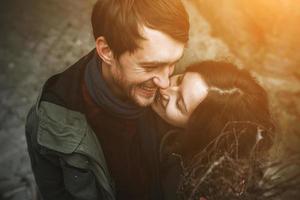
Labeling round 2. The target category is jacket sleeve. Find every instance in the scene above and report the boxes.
[25,106,73,200]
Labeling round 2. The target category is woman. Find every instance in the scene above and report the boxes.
[152,61,275,200]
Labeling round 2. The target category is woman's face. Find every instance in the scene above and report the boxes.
[152,72,208,127]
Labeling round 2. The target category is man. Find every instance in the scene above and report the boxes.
[25,0,189,199]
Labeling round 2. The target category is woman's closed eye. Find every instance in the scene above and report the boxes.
[160,94,169,108]
[176,98,188,114]
[176,99,182,112]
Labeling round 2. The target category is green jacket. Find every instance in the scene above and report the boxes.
[26,91,116,200]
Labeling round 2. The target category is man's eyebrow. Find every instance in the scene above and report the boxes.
[138,54,184,67]
[138,61,169,67]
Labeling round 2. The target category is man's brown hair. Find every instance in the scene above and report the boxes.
[91,0,189,58]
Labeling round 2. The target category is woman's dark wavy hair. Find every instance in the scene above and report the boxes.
[91,0,189,59]
[177,62,300,200]
[182,61,275,159]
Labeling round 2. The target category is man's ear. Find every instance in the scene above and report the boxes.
[95,36,114,65]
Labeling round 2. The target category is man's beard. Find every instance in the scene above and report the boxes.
[128,83,158,107]
[113,75,157,107]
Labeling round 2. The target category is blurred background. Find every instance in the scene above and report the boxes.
[0,0,299,199]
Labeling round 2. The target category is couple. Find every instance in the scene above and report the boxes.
[25,0,274,200]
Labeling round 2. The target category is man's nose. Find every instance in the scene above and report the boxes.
[153,65,175,89]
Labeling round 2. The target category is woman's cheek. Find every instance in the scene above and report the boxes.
[166,107,185,126]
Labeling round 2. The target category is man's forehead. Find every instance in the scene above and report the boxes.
[132,27,185,64]
[137,53,184,66]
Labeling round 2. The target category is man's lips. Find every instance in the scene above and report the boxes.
[139,85,157,97]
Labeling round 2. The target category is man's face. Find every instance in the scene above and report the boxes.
[110,26,185,107]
